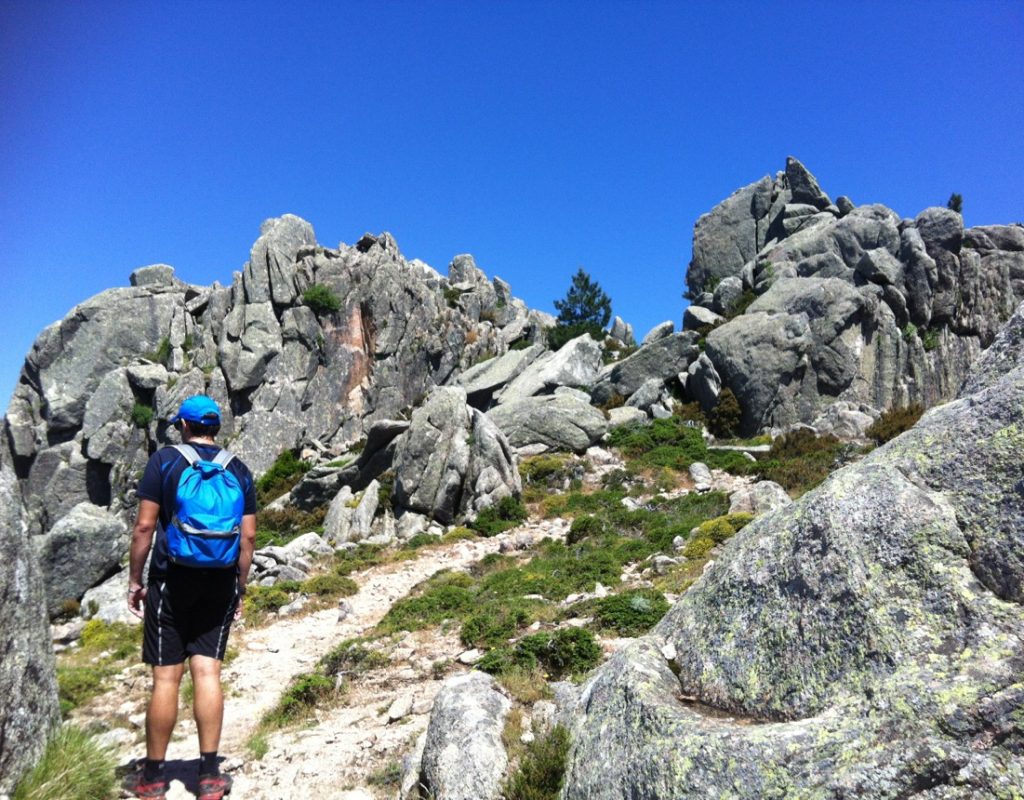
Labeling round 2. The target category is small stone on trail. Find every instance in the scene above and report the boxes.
[458,648,484,665]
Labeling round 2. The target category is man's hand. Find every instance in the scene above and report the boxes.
[234,587,245,621]
[128,583,146,619]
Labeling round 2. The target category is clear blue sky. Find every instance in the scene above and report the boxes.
[2,0,1022,409]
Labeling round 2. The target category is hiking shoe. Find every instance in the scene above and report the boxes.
[121,768,168,799]
[198,772,233,800]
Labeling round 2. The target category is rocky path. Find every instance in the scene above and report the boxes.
[116,517,570,800]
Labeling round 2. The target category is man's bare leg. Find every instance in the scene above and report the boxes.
[190,655,224,754]
[146,663,185,760]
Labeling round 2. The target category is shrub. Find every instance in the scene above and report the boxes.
[567,514,605,545]
[254,506,327,548]
[444,286,464,307]
[263,672,335,727]
[13,725,116,800]
[302,284,341,315]
[130,402,154,428]
[682,536,715,559]
[708,387,742,438]
[756,429,846,495]
[502,725,571,800]
[497,664,553,704]
[320,638,389,678]
[471,495,528,536]
[79,620,141,659]
[56,665,108,715]
[255,450,311,506]
[302,573,358,597]
[334,543,386,576]
[245,585,293,615]
[460,599,544,648]
[865,404,924,444]
[921,327,940,351]
[593,589,669,636]
[519,454,575,486]
[376,470,395,510]
[529,627,602,679]
[376,571,476,633]
[902,322,918,343]
[947,192,963,214]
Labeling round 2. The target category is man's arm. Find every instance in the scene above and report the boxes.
[128,499,160,619]
[237,513,257,593]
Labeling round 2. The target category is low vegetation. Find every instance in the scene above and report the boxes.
[754,428,851,496]
[302,283,341,315]
[13,725,117,800]
[56,620,142,714]
[865,404,924,444]
[502,724,571,800]
[255,449,311,507]
[471,495,528,536]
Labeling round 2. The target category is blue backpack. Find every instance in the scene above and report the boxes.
[166,444,244,568]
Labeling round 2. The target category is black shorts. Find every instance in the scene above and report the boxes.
[143,566,240,666]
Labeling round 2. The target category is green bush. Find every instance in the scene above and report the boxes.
[478,627,601,680]
[254,506,327,548]
[708,388,743,438]
[756,428,846,495]
[377,571,476,633]
[13,725,117,800]
[56,665,108,715]
[865,404,924,444]
[302,283,341,315]
[334,543,386,576]
[255,450,311,506]
[320,638,389,677]
[245,585,294,614]
[502,725,571,800]
[471,495,528,536]
[79,620,141,660]
[682,536,715,559]
[902,322,918,343]
[922,327,940,351]
[519,454,575,486]
[460,599,544,648]
[302,573,358,597]
[593,590,669,636]
[567,514,605,545]
[130,402,154,428]
[263,672,335,727]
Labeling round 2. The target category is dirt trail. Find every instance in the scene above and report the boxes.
[121,518,570,800]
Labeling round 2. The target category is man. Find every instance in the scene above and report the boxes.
[124,395,256,800]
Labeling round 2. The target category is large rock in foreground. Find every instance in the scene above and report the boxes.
[563,305,1024,798]
[417,672,511,800]
[0,447,59,792]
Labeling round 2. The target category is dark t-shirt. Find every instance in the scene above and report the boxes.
[136,443,257,581]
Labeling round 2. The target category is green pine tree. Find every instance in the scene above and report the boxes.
[548,268,612,350]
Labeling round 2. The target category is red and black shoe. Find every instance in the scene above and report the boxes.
[198,772,233,800]
[121,768,168,799]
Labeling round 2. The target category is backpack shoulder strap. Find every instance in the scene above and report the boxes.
[172,444,201,466]
[212,449,236,469]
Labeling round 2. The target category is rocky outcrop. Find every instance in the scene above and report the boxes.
[487,393,608,454]
[417,672,511,800]
[590,333,700,405]
[562,303,1024,798]
[392,387,521,524]
[3,217,544,616]
[680,158,1024,433]
[0,445,59,793]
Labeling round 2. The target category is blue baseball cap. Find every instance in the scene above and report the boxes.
[169,395,222,425]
